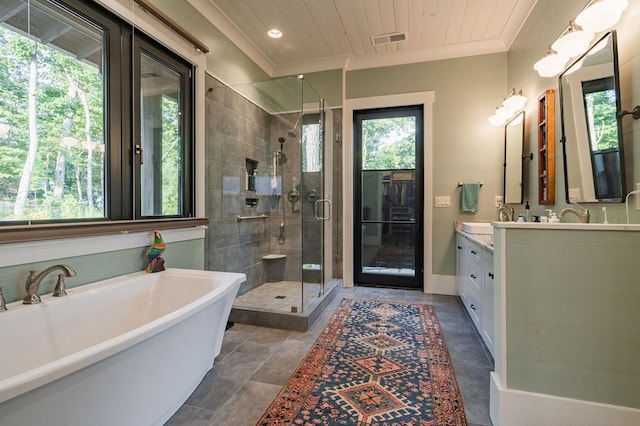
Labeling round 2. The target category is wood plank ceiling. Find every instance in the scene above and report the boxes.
[202,0,537,75]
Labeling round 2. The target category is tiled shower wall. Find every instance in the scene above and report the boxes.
[205,75,272,295]
[204,74,343,295]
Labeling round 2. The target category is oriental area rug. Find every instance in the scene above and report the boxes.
[257,298,467,425]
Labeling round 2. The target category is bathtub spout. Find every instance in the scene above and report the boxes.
[23,264,77,304]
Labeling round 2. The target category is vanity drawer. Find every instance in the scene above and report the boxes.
[464,288,482,328]
[467,260,482,295]
[467,241,482,265]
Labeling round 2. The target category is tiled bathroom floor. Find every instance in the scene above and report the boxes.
[232,281,323,313]
[166,287,494,426]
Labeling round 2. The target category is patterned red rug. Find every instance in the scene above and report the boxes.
[257,298,467,425]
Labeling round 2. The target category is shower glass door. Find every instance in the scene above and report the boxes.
[301,79,329,313]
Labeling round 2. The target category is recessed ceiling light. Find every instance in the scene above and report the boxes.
[268,29,283,39]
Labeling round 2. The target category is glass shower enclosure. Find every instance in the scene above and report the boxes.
[231,75,333,315]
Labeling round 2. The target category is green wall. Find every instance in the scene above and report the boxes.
[346,54,509,277]
[0,239,204,304]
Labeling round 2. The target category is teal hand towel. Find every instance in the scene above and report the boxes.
[461,183,480,212]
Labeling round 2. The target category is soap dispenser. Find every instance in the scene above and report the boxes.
[524,201,530,222]
[548,211,560,223]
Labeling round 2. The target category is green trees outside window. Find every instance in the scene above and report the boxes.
[0,0,193,224]
[0,18,104,220]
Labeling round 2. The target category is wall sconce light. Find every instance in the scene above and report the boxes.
[488,89,528,127]
[534,49,568,78]
[575,0,628,33]
[534,0,628,77]
[551,22,594,58]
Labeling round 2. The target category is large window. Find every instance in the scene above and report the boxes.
[0,0,194,224]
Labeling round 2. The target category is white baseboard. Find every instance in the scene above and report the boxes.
[490,372,640,426]
[425,274,457,295]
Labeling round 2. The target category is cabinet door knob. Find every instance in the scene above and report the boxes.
[470,304,476,310]
[470,250,478,255]
[457,246,462,249]
[488,272,494,279]
[470,274,477,279]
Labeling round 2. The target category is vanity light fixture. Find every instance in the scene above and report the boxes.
[534,0,628,77]
[488,112,509,127]
[488,89,528,127]
[502,89,527,111]
[534,48,569,78]
[575,0,628,33]
[551,22,594,58]
[268,28,283,39]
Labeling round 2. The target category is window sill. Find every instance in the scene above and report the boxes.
[0,218,209,245]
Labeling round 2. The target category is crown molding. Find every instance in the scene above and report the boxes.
[271,55,351,77]
[345,39,508,71]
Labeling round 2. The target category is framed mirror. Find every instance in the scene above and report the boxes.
[559,31,625,203]
[504,111,525,204]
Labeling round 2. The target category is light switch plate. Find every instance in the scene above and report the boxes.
[568,187,581,202]
[435,196,451,208]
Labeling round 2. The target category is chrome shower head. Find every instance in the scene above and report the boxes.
[288,113,302,139]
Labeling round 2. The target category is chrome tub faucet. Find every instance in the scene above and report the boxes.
[23,264,77,304]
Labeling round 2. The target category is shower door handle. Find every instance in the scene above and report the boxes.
[315,199,332,220]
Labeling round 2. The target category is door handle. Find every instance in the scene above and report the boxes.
[135,144,143,164]
[315,199,332,220]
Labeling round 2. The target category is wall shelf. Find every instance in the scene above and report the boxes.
[537,89,555,205]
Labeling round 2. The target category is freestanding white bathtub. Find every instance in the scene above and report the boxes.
[0,268,245,426]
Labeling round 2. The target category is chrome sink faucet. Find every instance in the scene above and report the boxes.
[497,203,514,222]
[559,207,590,223]
[23,264,76,304]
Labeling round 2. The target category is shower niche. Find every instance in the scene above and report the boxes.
[245,158,258,192]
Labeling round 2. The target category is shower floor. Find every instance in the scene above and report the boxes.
[233,281,323,313]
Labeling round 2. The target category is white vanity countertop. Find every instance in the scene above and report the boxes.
[454,221,493,251]
[493,222,640,231]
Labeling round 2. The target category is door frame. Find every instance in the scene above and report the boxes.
[353,105,424,289]
[343,91,435,292]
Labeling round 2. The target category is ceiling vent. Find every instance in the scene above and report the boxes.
[371,32,407,46]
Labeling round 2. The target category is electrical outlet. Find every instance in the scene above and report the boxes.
[435,196,451,208]
[495,195,503,207]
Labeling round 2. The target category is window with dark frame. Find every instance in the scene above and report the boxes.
[0,0,194,225]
